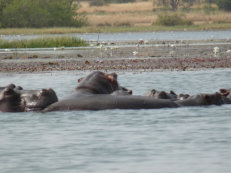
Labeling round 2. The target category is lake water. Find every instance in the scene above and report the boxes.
[0,69,231,173]
[1,30,231,42]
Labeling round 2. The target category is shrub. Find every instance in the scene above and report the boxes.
[215,0,231,11]
[156,13,193,26]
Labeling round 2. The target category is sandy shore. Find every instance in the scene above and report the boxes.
[1,39,231,72]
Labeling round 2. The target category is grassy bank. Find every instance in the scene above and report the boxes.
[1,23,231,35]
[0,37,89,48]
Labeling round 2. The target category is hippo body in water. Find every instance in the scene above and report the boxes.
[43,71,178,112]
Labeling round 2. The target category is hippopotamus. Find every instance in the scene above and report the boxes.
[175,92,224,106]
[146,89,190,101]
[146,89,177,100]
[43,71,178,112]
[18,88,58,111]
[0,84,58,112]
[0,87,23,112]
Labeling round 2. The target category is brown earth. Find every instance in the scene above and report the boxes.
[0,39,231,73]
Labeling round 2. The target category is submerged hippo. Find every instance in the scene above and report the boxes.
[43,71,178,112]
[146,89,177,100]
[0,87,23,112]
[146,89,190,101]
[18,88,58,111]
[175,92,224,106]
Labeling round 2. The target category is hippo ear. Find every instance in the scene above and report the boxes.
[170,90,176,95]
[77,77,84,83]
[16,86,23,90]
[104,74,114,82]
[128,90,133,95]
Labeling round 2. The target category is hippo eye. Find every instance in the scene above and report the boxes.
[38,89,48,96]
[29,94,37,99]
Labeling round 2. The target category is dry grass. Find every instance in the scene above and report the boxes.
[187,12,231,24]
[79,1,154,14]
[87,13,157,26]
[78,0,231,27]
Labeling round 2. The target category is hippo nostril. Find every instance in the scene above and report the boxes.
[4,88,14,96]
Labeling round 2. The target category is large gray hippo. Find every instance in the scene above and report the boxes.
[43,71,178,112]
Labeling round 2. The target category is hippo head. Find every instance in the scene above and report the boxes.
[0,87,23,112]
[111,86,133,96]
[201,92,223,105]
[219,88,231,98]
[21,88,58,111]
[178,93,190,100]
[146,89,177,100]
[75,71,120,94]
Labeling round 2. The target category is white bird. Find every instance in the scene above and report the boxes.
[133,51,138,56]
[226,50,231,53]
[213,47,219,54]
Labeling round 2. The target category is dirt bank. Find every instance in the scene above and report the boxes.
[1,39,231,72]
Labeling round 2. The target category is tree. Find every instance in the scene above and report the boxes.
[215,0,231,11]
[170,0,180,10]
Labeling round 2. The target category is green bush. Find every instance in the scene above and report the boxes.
[156,13,193,26]
[0,0,87,28]
[215,0,231,11]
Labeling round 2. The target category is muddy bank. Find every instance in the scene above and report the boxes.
[0,39,231,72]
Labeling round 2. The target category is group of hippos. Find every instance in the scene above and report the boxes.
[1,71,231,113]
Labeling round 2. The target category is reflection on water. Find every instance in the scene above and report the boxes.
[0,69,231,173]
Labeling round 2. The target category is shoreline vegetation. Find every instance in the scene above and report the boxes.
[0,37,89,48]
[0,0,231,35]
